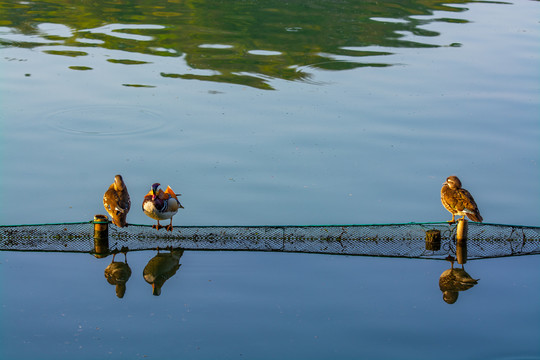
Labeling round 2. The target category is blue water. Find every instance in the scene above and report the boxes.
[0,0,539,358]
[0,0,538,227]
[1,250,539,360]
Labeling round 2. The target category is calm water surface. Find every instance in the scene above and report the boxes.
[1,250,539,360]
[0,0,538,226]
[0,0,539,358]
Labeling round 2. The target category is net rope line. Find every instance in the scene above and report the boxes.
[1,220,539,259]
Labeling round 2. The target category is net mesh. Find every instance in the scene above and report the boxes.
[1,220,539,260]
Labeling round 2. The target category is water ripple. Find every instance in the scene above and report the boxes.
[46,105,165,136]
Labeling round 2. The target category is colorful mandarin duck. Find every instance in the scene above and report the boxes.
[142,183,183,231]
[441,175,483,223]
[103,175,131,227]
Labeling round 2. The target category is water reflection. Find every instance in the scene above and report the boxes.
[143,247,184,296]
[439,255,478,304]
[104,248,132,298]
[99,244,483,303]
[0,0,473,89]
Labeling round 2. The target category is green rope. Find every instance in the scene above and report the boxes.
[0,221,93,228]
[115,222,454,228]
[0,220,538,229]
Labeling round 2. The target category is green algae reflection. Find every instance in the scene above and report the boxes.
[0,0,472,89]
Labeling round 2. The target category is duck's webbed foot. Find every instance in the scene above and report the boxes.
[152,221,163,230]
[165,219,174,232]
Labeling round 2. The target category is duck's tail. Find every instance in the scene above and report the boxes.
[466,211,483,222]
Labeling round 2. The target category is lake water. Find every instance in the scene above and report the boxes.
[0,0,539,358]
[1,250,539,360]
[1,0,539,226]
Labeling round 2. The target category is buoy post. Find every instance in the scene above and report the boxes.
[456,218,468,242]
[456,218,468,265]
[93,214,109,256]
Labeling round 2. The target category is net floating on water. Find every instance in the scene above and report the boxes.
[1,219,539,260]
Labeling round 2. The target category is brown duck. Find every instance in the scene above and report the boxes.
[441,176,483,223]
[103,175,131,227]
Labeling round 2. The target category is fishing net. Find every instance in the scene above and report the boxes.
[1,219,539,260]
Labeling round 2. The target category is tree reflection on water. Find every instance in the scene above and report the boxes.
[0,0,470,89]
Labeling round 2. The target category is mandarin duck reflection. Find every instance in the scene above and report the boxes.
[439,256,479,304]
[104,249,132,298]
[143,248,184,296]
[142,183,183,231]
[441,176,483,223]
[103,175,131,227]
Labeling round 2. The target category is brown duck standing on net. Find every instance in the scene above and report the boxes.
[103,175,131,227]
[441,175,483,223]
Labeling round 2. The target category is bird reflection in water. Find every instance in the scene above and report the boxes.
[439,255,479,304]
[104,248,132,298]
[143,247,184,296]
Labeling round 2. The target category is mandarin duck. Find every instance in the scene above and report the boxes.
[441,176,483,223]
[142,183,183,231]
[143,248,184,296]
[439,256,479,304]
[103,175,131,227]
[104,250,132,298]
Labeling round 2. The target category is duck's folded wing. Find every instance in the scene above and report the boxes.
[456,189,478,212]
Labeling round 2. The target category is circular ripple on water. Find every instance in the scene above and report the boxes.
[46,105,164,136]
